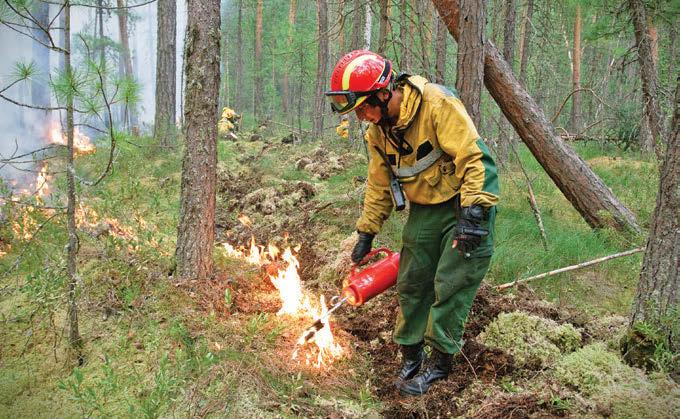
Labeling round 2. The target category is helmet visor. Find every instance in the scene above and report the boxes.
[325,90,375,114]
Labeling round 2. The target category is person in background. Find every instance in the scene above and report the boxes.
[325,50,499,396]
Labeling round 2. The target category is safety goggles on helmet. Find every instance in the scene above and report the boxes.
[325,89,379,114]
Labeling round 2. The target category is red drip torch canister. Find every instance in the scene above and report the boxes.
[342,248,400,306]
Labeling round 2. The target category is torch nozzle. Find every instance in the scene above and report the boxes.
[301,319,324,343]
[298,296,348,344]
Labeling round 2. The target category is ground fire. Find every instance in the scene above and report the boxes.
[48,121,96,156]
[221,235,344,368]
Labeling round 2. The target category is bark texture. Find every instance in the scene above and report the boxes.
[362,1,372,50]
[631,78,680,350]
[432,0,641,233]
[154,0,177,147]
[350,0,364,50]
[399,0,411,70]
[629,0,665,155]
[313,0,329,138]
[378,0,391,54]
[176,0,220,282]
[518,0,533,84]
[434,15,447,84]
[455,0,485,127]
[502,0,516,68]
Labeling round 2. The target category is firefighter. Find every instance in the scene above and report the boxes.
[325,50,499,396]
[336,116,349,139]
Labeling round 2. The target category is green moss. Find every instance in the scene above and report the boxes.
[553,343,639,395]
[479,311,582,367]
[596,376,680,419]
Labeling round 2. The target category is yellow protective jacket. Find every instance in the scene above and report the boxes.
[356,75,499,235]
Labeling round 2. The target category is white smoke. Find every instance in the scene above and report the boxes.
[1,1,187,191]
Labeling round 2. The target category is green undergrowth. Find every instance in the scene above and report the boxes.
[0,131,669,416]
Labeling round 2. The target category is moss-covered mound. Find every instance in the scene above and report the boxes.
[554,343,639,395]
[554,343,680,418]
[479,311,581,368]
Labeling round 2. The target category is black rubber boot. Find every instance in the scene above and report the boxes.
[397,342,425,381]
[399,349,452,396]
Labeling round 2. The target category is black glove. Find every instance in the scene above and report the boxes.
[351,231,374,264]
[453,205,489,255]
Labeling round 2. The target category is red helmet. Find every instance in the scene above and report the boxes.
[325,50,393,115]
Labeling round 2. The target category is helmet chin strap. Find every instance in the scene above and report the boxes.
[367,89,396,128]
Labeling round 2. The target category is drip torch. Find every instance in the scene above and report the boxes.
[300,248,400,343]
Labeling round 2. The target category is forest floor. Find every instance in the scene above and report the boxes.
[1,126,678,418]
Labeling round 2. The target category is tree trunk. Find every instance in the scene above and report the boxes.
[432,0,642,234]
[116,0,138,131]
[497,0,517,163]
[154,0,177,147]
[362,1,372,50]
[518,0,533,85]
[399,0,411,70]
[668,24,677,87]
[313,0,329,138]
[434,14,447,84]
[64,2,83,361]
[220,5,229,109]
[416,0,432,74]
[97,0,105,67]
[630,77,680,351]
[176,0,220,282]
[350,0,364,50]
[337,0,346,52]
[455,0,485,127]
[254,0,264,124]
[502,0,516,69]
[377,0,391,55]
[31,1,50,110]
[569,4,582,134]
[282,0,297,117]
[629,0,665,156]
[235,0,244,111]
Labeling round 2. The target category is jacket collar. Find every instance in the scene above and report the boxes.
[394,75,428,130]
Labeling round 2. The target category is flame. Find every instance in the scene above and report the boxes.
[221,236,344,367]
[237,213,253,228]
[35,163,51,200]
[48,121,96,156]
[293,295,343,368]
[11,206,38,241]
[76,203,137,240]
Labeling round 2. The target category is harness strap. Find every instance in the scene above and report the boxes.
[395,147,445,179]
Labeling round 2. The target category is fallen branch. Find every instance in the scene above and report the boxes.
[496,247,645,291]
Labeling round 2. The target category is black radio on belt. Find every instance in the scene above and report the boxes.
[389,176,406,211]
[374,146,407,212]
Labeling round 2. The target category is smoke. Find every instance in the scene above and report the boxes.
[1,1,187,191]
[0,16,46,189]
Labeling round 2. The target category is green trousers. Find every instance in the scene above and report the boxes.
[393,197,495,354]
